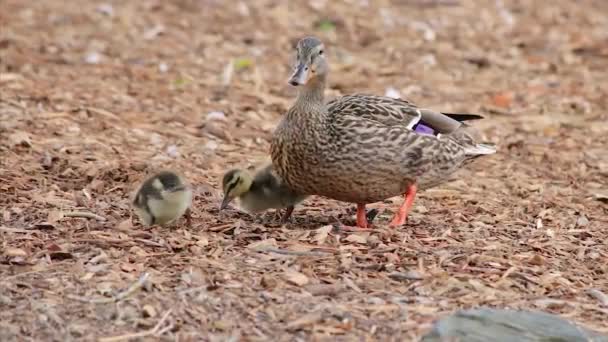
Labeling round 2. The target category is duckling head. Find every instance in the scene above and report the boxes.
[220,169,253,210]
[289,36,327,87]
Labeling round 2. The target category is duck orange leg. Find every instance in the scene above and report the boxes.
[389,183,417,227]
[356,203,368,228]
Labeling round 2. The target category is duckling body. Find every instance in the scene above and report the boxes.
[271,37,496,228]
[133,171,192,226]
[221,163,308,223]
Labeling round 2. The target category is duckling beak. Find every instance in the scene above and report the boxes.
[288,63,308,86]
[220,195,233,211]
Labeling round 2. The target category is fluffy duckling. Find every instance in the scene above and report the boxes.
[132,170,193,226]
[220,163,308,223]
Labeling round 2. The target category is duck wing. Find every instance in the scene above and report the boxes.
[327,94,484,134]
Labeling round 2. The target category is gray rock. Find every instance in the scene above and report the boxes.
[422,307,608,342]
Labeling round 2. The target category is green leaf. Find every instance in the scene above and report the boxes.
[234,58,253,71]
[317,19,336,32]
[173,78,189,87]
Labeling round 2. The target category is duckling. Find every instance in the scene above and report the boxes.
[220,163,308,223]
[132,170,192,227]
[271,36,496,229]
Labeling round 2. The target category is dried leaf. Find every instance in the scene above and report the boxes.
[388,271,424,281]
[304,283,343,296]
[116,219,132,231]
[314,225,332,245]
[142,304,157,318]
[196,236,209,247]
[528,254,545,266]
[4,247,27,257]
[8,131,31,147]
[47,211,64,223]
[120,263,137,273]
[593,192,608,203]
[491,92,513,108]
[286,311,323,330]
[247,238,277,251]
[284,270,309,286]
[345,234,367,244]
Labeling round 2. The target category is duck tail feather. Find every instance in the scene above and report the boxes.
[465,143,497,156]
[442,113,485,121]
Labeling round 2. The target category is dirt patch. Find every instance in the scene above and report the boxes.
[1,0,607,340]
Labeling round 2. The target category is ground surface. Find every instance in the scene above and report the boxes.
[1,0,607,340]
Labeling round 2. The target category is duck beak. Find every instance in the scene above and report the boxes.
[288,63,308,86]
[220,195,233,211]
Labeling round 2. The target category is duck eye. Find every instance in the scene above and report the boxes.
[319,50,324,55]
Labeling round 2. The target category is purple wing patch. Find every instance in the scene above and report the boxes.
[414,123,435,135]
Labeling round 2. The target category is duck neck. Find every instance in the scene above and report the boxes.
[293,75,326,113]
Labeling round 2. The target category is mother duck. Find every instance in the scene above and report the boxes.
[271,36,496,229]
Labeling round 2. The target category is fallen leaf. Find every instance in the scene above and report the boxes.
[196,236,209,247]
[212,319,233,331]
[586,288,608,307]
[46,243,62,252]
[261,275,277,289]
[129,246,148,257]
[593,192,608,203]
[142,304,157,318]
[491,92,514,108]
[286,311,323,330]
[80,272,95,281]
[234,58,253,71]
[345,234,367,244]
[116,219,132,231]
[528,254,545,266]
[49,251,74,261]
[143,24,165,40]
[304,283,343,296]
[8,131,31,147]
[47,211,64,223]
[4,247,28,257]
[316,19,336,32]
[247,238,277,251]
[284,270,309,286]
[314,225,332,245]
[388,271,424,281]
[120,263,137,273]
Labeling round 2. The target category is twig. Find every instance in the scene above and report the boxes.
[0,226,32,234]
[74,238,134,248]
[587,288,608,307]
[98,309,172,342]
[63,211,107,221]
[68,272,149,304]
[134,238,166,248]
[261,247,332,257]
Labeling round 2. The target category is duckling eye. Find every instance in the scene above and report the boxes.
[319,50,324,55]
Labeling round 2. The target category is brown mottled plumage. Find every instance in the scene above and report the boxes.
[271,36,496,228]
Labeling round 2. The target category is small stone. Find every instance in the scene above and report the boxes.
[96,3,114,16]
[576,215,589,227]
[206,111,226,121]
[166,145,179,158]
[84,52,102,64]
